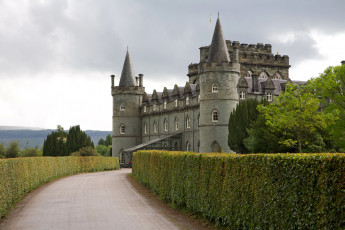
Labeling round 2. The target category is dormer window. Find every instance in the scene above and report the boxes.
[120,124,125,134]
[186,97,189,105]
[143,105,146,113]
[175,99,178,107]
[212,110,218,122]
[212,84,218,93]
[120,104,125,111]
[240,91,246,100]
[266,92,273,102]
[164,101,167,109]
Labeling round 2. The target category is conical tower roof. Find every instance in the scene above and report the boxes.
[119,49,136,87]
[208,16,230,63]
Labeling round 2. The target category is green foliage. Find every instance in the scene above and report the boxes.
[22,147,42,157]
[310,64,345,151]
[65,125,94,155]
[0,143,5,158]
[96,144,111,156]
[5,141,20,158]
[0,156,119,219]
[98,134,112,147]
[70,147,100,156]
[133,150,345,229]
[228,99,267,153]
[98,138,106,146]
[258,83,336,153]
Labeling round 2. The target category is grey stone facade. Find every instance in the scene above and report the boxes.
[112,16,299,162]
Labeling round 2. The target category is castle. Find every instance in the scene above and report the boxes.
[111,16,299,163]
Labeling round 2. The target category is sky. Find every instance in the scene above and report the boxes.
[0,0,344,131]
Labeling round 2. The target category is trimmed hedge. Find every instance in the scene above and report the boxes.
[0,156,119,219]
[132,151,345,229]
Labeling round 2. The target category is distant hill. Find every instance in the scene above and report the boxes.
[0,126,45,130]
[0,128,112,149]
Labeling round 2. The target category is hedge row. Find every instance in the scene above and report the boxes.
[132,151,345,229]
[0,156,119,219]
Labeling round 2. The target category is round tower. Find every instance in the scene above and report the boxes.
[111,50,144,163]
[199,16,240,153]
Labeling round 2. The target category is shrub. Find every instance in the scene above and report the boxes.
[5,141,19,158]
[133,151,345,229]
[0,156,119,219]
[22,147,42,157]
[70,147,100,156]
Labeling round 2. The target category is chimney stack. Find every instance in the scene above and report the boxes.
[135,76,139,86]
[139,73,144,87]
[111,75,115,87]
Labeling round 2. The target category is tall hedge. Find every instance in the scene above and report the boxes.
[132,151,345,229]
[0,156,119,219]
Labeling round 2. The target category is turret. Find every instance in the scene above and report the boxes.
[199,15,240,153]
[111,49,145,163]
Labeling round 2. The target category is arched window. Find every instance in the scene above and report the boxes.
[144,122,147,134]
[120,104,125,111]
[120,124,125,134]
[186,116,191,129]
[164,119,168,132]
[175,99,178,107]
[153,104,157,111]
[143,105,147,113]
[186,141,191,151]
[175,118,179,130]
[153,120,158,133]
[163,101,167,109]
[266,92,273,102]
[212,83,218,93]
[186,97,189,105]
[240,91,246,100]
[212,110,218,122]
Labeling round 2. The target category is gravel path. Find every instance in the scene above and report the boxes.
[0,169,213,230]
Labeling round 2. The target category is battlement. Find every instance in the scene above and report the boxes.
[111,86,145,95]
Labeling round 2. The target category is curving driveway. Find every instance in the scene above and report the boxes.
[0,169,213,230]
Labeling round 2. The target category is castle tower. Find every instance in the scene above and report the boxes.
[111,50,144,163]
[199,16,240,153]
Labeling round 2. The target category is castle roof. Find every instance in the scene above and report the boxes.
[119,49,136,87]
[208,16,230,63]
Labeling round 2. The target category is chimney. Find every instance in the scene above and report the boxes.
[111,75,115,87]
[135,76,139,86]
[139,73,143,87]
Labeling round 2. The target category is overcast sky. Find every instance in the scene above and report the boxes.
[0,0,344,131]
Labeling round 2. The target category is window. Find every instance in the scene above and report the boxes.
[120,124,125,134]
[186,141,191,151]
[175,118,179,130]
[212,110,218,122]
[186,116,191,129]
[186,97,189,105]
[198,95,200,103]
[153,104,157,111]
[198,114,200,126]
[120,104,125,111]
[175,99,178,107]
[164,101,167,109]
[164,119,168,132]
[266,92,273,102]
[212,83,218,93]
[144,105,146,113]
[144,122,147,134]
[240,91,246,100]
[153,120,158,133]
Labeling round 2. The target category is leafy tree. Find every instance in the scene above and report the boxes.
[105,134,112,146]
[0,143,5,158]
[6,141,20,158]
[258,83,336,153]
[98,138,106,146]
[309,64,345,151]
[43,125,67,156]
[22,147,42,157]
[70,147,100,156]
[65,125,94,155]
[228,99,267,153]
[96,144,109,156]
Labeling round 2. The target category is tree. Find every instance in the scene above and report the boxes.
[22,147,42,157]
[5,141,20,158]
[96,144,109,156]
[309,64,345,151]
[65,125,94,155]
[0,143,5,158]
[43,125,67,156]
[258,83,336,153]
[228,99,267,153]
[105,134,112,146]
[98,138,106,146]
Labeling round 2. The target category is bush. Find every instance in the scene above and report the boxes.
[22,147,42,157]
[70,147,100,156]
[0,143,5,158]
[5,142,19,158]
[0,156,119,219]
[133,151,345,229]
